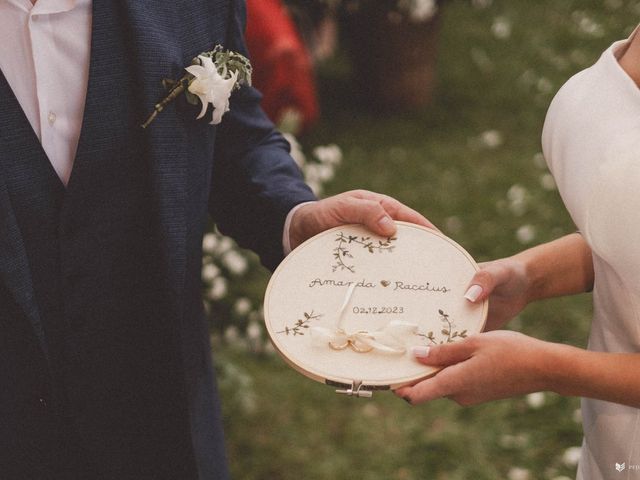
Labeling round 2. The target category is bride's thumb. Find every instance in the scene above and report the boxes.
[463,262,508,303]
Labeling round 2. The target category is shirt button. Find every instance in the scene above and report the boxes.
[48,111,56,126]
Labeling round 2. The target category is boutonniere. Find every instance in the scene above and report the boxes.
[141,45,252,129]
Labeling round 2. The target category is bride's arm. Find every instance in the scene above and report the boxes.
[467,232,594,331]
[393,233,635,407]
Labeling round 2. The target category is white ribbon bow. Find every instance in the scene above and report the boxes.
[311,320,419,355]
[310,283,418,355]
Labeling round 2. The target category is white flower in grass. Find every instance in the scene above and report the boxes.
[233,297,252,316]
[537,77,553,94]
[202,263,221,282]
[562,446,582,467]
[508,184,528,216]
[313,144,343,166]
[507,467,530,480]
[246,321,262,342]
[216,236,234,255]
[516,224,536,244]
[208,277,228,301]
[480,129,504,149]
[316,164,335,183]
[202,233,218,253]
[525,392,545,409]
[540,173,556,191]
[185,56,239,125]
[400,0,438,23]
[492,17,512,39]
[222,250,249,276]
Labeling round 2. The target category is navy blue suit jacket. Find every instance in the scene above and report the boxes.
[0,1,315,478]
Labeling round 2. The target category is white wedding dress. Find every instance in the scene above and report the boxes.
[542,27,640,479]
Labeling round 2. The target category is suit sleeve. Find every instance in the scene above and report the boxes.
[209,0,316,271]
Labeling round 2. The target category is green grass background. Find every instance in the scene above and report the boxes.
[216,1,638,478]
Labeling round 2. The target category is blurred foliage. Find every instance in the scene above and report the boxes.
[214,0,637,478]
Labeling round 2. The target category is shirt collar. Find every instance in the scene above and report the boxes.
[32,0,78,15]
[5,0,78,15]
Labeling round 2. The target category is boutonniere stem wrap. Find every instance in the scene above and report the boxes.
[141,45,252,129]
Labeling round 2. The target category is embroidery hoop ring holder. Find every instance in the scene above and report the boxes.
[264,222,488,397]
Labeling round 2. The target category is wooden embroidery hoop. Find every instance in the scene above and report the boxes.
[264,222,488,397]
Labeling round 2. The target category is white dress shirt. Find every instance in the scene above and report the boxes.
[0,0,92,185]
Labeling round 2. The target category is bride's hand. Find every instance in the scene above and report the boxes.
[394,331,558,406]
[464,257,531,331]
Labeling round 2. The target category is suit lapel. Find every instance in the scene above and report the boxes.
[0,72,50,362]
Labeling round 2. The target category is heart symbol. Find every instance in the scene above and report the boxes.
[380,280,390,287]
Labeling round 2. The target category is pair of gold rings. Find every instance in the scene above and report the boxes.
[328,330,374,353]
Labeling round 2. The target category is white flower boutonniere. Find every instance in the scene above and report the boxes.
[142,45,252,129]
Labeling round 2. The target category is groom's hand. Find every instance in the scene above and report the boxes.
[288,190,435,250]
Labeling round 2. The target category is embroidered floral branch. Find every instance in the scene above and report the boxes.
[277,311,322,336]
[332,232,396,273]
[141,45,252,129]
[415,309,467,345]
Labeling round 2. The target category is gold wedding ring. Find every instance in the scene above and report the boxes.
[328,331,374,353]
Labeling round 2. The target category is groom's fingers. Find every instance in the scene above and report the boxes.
[288,190,436,250]
[351,190,436,231]
[331,190,435,236]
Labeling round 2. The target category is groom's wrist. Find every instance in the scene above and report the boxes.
[283,201,317,255]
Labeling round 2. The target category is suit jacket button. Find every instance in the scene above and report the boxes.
[39,398,47,408]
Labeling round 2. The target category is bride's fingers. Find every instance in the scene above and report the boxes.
[411,336,477,367]
[393,378,446,405]
[394,364,466,405]
[394,339,478,404]
[464,261,512,303]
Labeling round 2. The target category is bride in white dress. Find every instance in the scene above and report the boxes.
[396,27,640,479]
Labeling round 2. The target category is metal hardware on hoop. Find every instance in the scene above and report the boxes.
[335,380,373,398]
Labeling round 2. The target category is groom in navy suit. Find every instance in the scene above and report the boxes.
[0,1,430,478]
